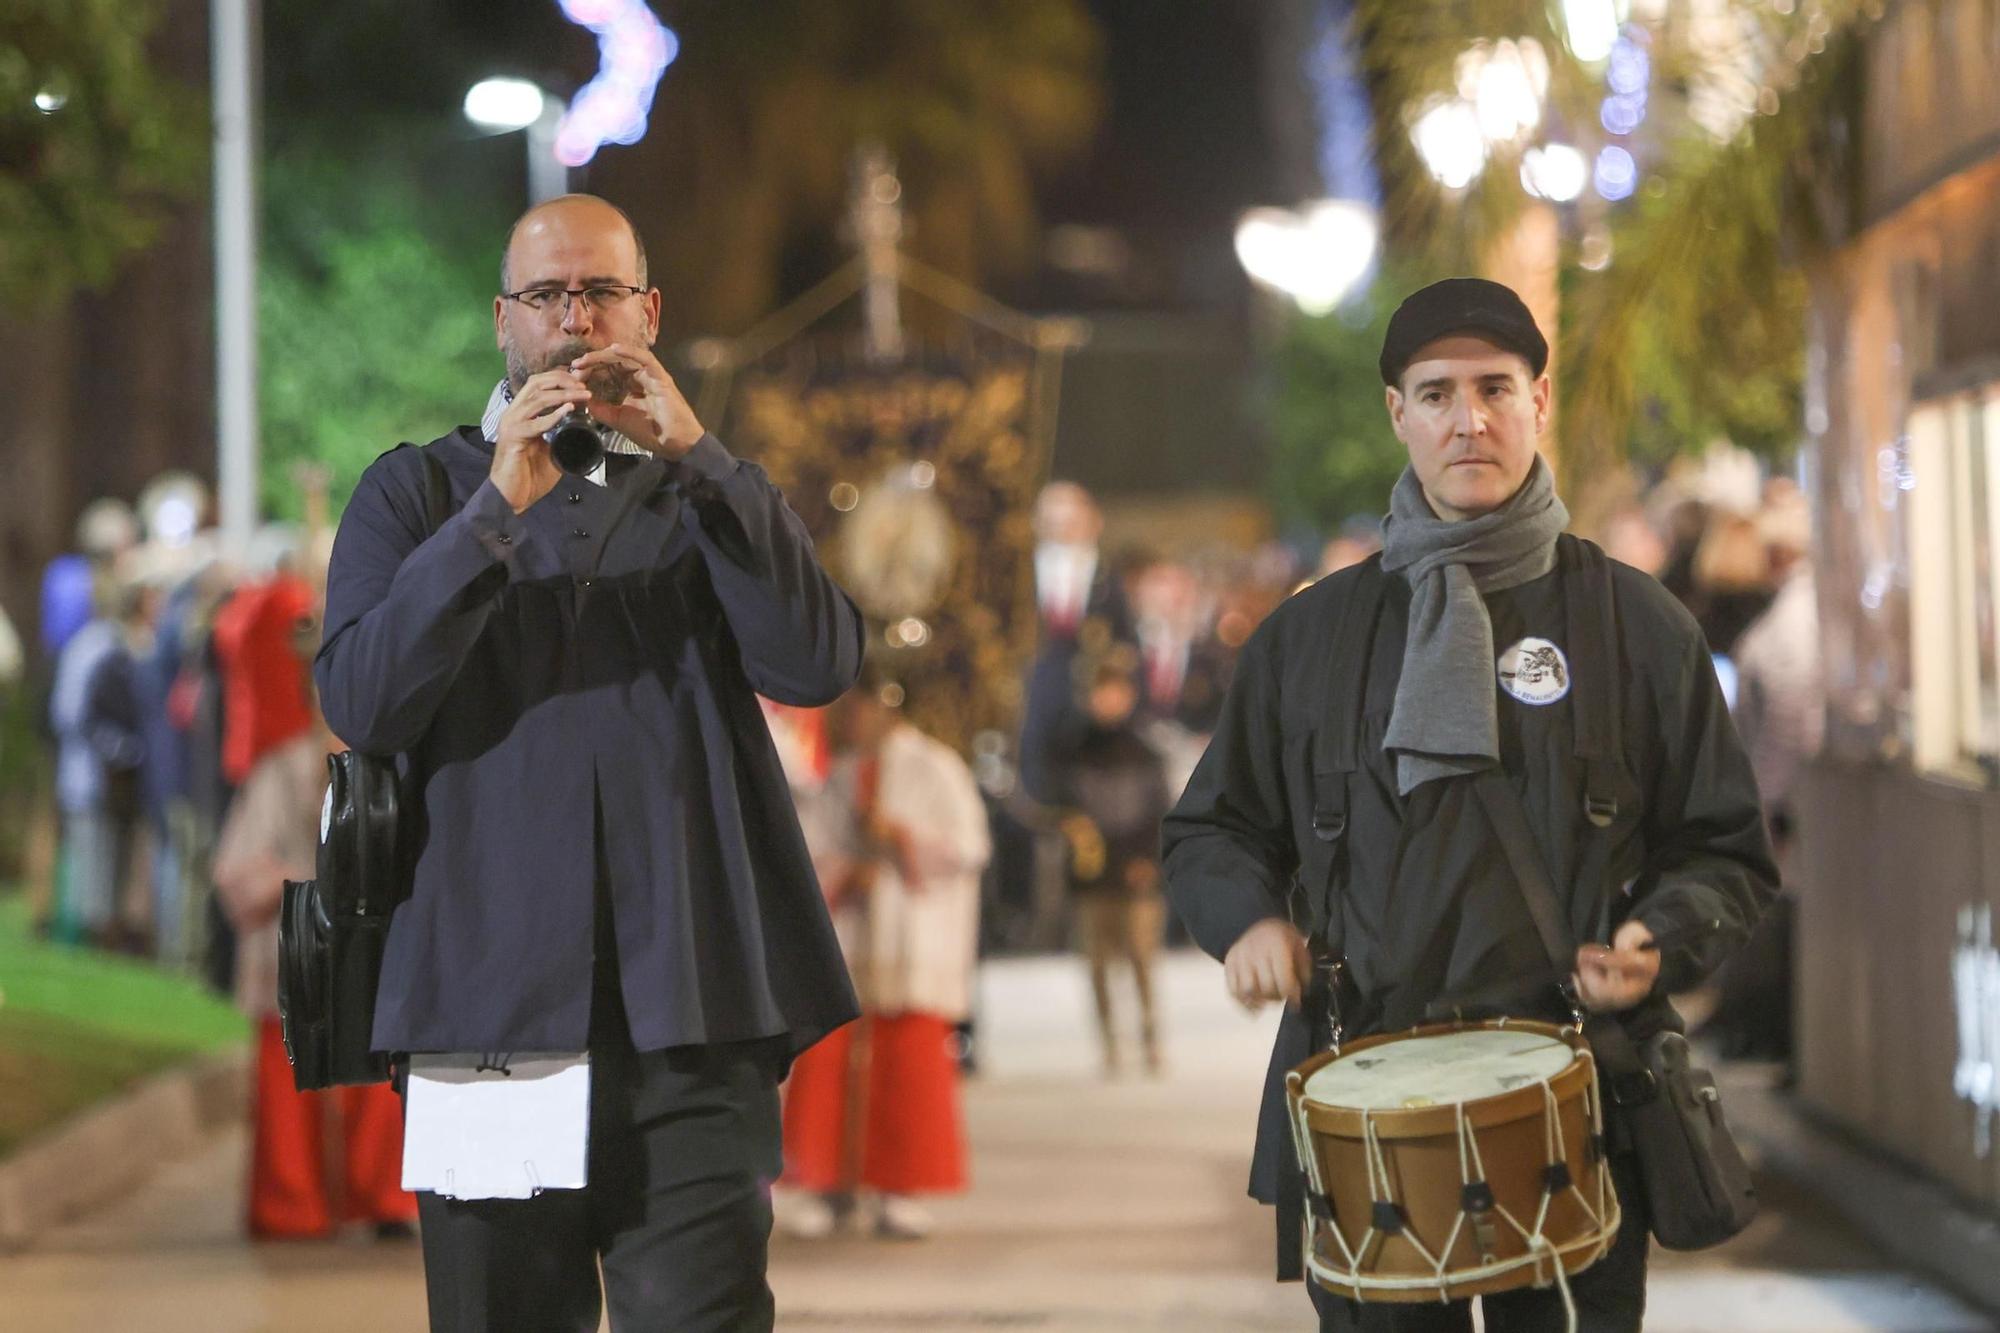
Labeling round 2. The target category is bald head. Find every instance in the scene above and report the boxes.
[500,194,648,292]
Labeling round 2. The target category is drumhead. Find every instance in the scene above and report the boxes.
[1303,1027,1576,1110]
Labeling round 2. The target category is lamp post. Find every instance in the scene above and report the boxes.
[464,77,568,205]
[212,0,259,555]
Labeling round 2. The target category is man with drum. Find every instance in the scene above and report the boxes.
[1162,277,1777,1330]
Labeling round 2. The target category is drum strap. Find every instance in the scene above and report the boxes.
[1309,554,1387,948]
[1561,536,1627,945]
[1563,536,1622,823]
[1471,770,1655,1111]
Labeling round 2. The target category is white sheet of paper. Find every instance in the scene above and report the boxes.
[400,1053,591,1200]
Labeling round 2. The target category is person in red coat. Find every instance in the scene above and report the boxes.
[211,652,416,1240]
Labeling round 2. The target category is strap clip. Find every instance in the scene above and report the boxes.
[1311,770,1348,843]
[1608,1069,1658,1107]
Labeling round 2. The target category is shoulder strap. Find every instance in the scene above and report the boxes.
[1562,534,1623,828]
[1312,555,1388,848]
[387,441,455,538]
[1300,556,1387,956]
[1471,769,1578,985]
[419,449,452,537]
[1472,768,1653,1089]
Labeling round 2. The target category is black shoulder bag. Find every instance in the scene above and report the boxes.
[1470,539,1757,1252]
[278,445,454,1090]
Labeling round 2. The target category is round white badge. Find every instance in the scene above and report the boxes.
[1497,637,1571,706]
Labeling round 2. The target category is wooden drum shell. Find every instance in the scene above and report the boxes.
[1286,1021,1620,1304]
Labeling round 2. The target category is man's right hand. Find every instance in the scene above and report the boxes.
[1222,917,1312,1013]
[490,370,590,514]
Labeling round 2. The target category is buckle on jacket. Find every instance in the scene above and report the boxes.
[1584,793,1618,829]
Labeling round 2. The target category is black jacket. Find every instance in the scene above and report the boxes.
[316,427,864,1059]
[1162,542,1777,1267]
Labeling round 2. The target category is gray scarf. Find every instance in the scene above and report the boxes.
[1378,456,1569,794]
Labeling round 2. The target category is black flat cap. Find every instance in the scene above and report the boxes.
[1379,277,1548,385]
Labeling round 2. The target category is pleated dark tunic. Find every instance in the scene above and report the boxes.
[1161,543,1777,1273]
[316,427,864,1059]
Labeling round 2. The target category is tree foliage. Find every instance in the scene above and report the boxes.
[257,143,508,521]
[0,0,202,307]
[1265,276,1412,531]
[250,0,1108,516]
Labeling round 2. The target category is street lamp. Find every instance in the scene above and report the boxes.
[464,77,568,205]
[1233,199,1379,317]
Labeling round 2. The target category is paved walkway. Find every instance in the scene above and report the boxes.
[1,952,1990,1331]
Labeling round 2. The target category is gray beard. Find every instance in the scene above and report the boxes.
[504,336,588,393]
[503,336,633,404]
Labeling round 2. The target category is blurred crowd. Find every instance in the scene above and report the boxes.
[0,468,416,1241]
[9,472,334,978]
[0,446,1820,1241]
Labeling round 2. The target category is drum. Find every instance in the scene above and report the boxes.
[1286,1019,1620,1304]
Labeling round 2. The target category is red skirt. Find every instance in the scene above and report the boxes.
[782,1012,966,1195]
[248,1015,417,1238]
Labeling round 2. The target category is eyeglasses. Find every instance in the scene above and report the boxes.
[502,284,645,315]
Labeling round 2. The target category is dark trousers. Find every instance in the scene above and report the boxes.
[1311,1153,1649,1333]
[416,878,786,1332]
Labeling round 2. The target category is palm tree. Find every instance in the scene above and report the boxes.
[595,0,1105,336]
[1342,0,1876,491]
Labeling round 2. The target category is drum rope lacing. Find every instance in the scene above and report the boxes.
[1297,1049,1620,1333]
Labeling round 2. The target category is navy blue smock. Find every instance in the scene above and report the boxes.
[316,426,864,1059]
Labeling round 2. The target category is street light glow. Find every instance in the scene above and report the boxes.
[1520,144,1588,203]
[1411,99,1487,190]
[1456,39,1548,146]
[464,78,547,132]
[1562,0,1622,63]
[1233,200,1378,315]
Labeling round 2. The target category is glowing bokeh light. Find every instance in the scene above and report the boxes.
[464,77,547,132]
[1411,98,1489,190]
[1607,33,1650,96]
[1594,145,1638,201]
[1233,199,1379,315]
[1600,90,1647,136]
[553,0,678,168]
[1519,144,1588,203]
[1454,40,1549,146]
[1562,0,1622,63]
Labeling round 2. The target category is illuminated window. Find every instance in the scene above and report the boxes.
[1908,388,2000,780]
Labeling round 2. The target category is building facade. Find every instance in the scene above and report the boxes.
[1799,0,2000,1213]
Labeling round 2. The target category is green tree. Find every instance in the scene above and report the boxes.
[1266,276,1412,531]
[258,146,508,520]
[0,0,202,306]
